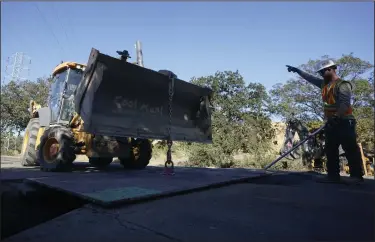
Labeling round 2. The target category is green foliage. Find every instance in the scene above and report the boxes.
[185,71,275,168]
[352,72,374,150]
[1,78,52,133]
[1,132,24,155]
[185,143,235,168]
[306,120,324,131]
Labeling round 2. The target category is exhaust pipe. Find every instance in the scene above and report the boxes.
[135,40,144,67]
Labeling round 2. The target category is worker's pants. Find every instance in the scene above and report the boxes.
[324,119,363,178]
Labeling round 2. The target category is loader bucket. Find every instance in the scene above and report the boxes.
[74,48,213,143]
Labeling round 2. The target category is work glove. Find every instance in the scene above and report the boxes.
[286,65,299,73]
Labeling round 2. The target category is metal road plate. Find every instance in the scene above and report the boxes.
[82,187,161,203]
[25,167,268,207]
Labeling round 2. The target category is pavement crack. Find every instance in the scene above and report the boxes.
[121,219,184,242]
[113,213,138,231]
[86,205,182,241]
[86,206,138,231]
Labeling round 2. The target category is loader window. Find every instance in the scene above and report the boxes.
[49,71,68,122]
[59,68,84,121]
[65,68,83,96]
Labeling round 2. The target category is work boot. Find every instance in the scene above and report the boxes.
[315,175,342,184]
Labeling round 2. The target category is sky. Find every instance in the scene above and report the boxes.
[1,2,374,92]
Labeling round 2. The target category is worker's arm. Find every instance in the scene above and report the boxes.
[286,65,323,88]
[296,70,324,89]
[336,82,353,118]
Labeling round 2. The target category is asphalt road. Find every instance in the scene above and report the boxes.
[2,156,375,242]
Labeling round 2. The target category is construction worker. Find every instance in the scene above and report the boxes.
[286,60,364,184]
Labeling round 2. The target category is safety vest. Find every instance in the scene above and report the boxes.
[321,79,354,119]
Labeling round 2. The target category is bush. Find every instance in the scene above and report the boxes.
[185,71,275,169]
[185,144,234,168]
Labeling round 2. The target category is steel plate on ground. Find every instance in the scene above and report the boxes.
[25,167,269,207]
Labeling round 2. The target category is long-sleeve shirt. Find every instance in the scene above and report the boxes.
[297,70,353,118]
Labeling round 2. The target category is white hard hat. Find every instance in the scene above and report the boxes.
[316,59,337,72]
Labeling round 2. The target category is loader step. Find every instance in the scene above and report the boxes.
[25,167,269,207]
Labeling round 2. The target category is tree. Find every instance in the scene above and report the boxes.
[1,131,24,156]
[270,54,374,149]
[185,71,275,168]
[1,77,52,134]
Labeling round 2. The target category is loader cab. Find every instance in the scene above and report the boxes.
[49,62,86,124]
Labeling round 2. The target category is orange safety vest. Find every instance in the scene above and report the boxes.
[321,79,354,119]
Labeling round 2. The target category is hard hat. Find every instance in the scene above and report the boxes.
[316,59,337,72]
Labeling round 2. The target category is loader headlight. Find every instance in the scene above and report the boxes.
[75,65,86,71]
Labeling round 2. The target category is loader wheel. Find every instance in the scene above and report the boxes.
[37,126,76,172]
[89,157,113,168]
[20,118,40,166]
[119,139,152,170]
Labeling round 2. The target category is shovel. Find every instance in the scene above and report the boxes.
[264,123,326,170]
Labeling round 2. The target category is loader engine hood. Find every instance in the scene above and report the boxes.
[74,48,213,143]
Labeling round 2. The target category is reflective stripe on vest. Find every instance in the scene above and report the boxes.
[321,79,354,119]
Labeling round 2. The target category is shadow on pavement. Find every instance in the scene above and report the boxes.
[1,167,374,242]
[255,170,375,195]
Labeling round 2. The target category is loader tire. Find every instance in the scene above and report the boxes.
[119,139,152,170]
[37,126,76,172]
[89,157,113,168]
[20,118,40,166]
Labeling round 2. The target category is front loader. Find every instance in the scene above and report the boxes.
[20,41,213,172]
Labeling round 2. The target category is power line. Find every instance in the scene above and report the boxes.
[52,2,70,45]
[33,2,65,58]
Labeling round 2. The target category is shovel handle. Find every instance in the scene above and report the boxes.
[264,123,326,170]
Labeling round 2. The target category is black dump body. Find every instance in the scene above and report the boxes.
[74,48,213,143]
